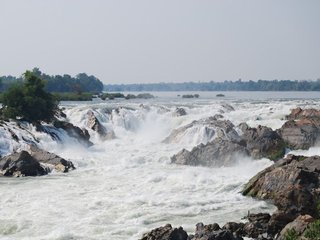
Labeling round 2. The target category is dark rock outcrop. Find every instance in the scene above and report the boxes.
[29,146,75,173]
[278,119,320,150]
[53,120,93,147]
[140,224,188,240]
[0,151,48,177]
[174,108,187,117]
[86,110,115,140]
[171,138,248,167]
[239,123,285,160]
[242,154,320,235]
[0,147,75,177]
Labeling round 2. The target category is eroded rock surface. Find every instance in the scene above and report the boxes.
[86,110,115,140]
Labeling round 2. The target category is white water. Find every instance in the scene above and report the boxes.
[1,93,320,240]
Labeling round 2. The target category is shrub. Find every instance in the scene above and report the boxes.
[284,228,298,240]
[304,220,320,239]
[2,71,58,123]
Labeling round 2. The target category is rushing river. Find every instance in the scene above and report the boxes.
[1,91,320,240]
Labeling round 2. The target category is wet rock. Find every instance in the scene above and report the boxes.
[222,222,244,237]
[174,107,187,117]
[0,151,48,177]
[221,104,235,112]
[29,146,75,173]
[171,138,248,167]
[239,123,285,160]
[54,108,67,119]
[267,210,297,236]
[140,224,188,240]
[278,119,320,150]
[86,110,115,140]
[193,222,221,239]
[277,215,315,240]
[286,107,320,121]
[53,120,93,147]
[163,117,240,144]
[242,154,320,233]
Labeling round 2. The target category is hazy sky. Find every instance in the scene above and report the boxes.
[1,0,319,84]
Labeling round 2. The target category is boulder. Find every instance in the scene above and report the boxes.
[29,146,75,173]
[140,224,188,240]
[242,154,320,220]
[53,120,93,147]
[286,107,320,121]
[240,213,271,239]
[86,110,115,140]
[171,138,248,167]
[278,119,320,150]
[277,215,315,240]
[163,117,240,144]
[239,123,285,160]
[0,147,75,177]
[0,151,48,177]
[191,223,241,240]
[173,107,187,117]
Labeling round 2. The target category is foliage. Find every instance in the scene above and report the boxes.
[105,79,320,92]
[304,220,320,239]
[284,228,299,240]
[2,71,58,122]
[100,92,125,100]
[53,92,93,101]
[0,68,103,93]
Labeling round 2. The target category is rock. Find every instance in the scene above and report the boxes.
[277,215,315,240]
[163,117,240,144]
[174,108,187,117]
[86,110,115,140]
[245,213,271,224]
[242,154,320,234]
[286,107,320,120]
[193,222,221,239]
[140,224,188,240]
[267,210,297,236]
[191,223,240,240]
[54,108,67,119]
[278,119,320,150]
[207,230,240,240]
[0,151,48,177]
[223,222,244,237]
[171,138,248,167]
[241,213,270,238]
[221,104,235,112]
[239,123,285,160]
[53,120,93,147]
[29,146,75,173]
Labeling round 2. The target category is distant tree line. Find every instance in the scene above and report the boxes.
[0,68,103,93]
[105,79,320,92]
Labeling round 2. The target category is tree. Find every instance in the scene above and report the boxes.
[2,71,58,123]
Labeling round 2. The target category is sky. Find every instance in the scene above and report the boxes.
[0,0,319,84]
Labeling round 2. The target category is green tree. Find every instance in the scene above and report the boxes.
[2,71,58,123]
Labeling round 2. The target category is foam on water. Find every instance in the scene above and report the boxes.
[0,96,320,239]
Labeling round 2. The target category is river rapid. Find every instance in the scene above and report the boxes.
[1,92,320,240]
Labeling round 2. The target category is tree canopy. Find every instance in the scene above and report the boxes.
[2,71,58,123]
[0,68,104,93]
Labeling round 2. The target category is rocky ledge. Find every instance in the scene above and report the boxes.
[0,146,75,177]
[142,153,320,239]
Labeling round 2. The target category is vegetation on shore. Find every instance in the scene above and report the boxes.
[0,68,103,93]
[1,71,58,122]
[105,79,320,92]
